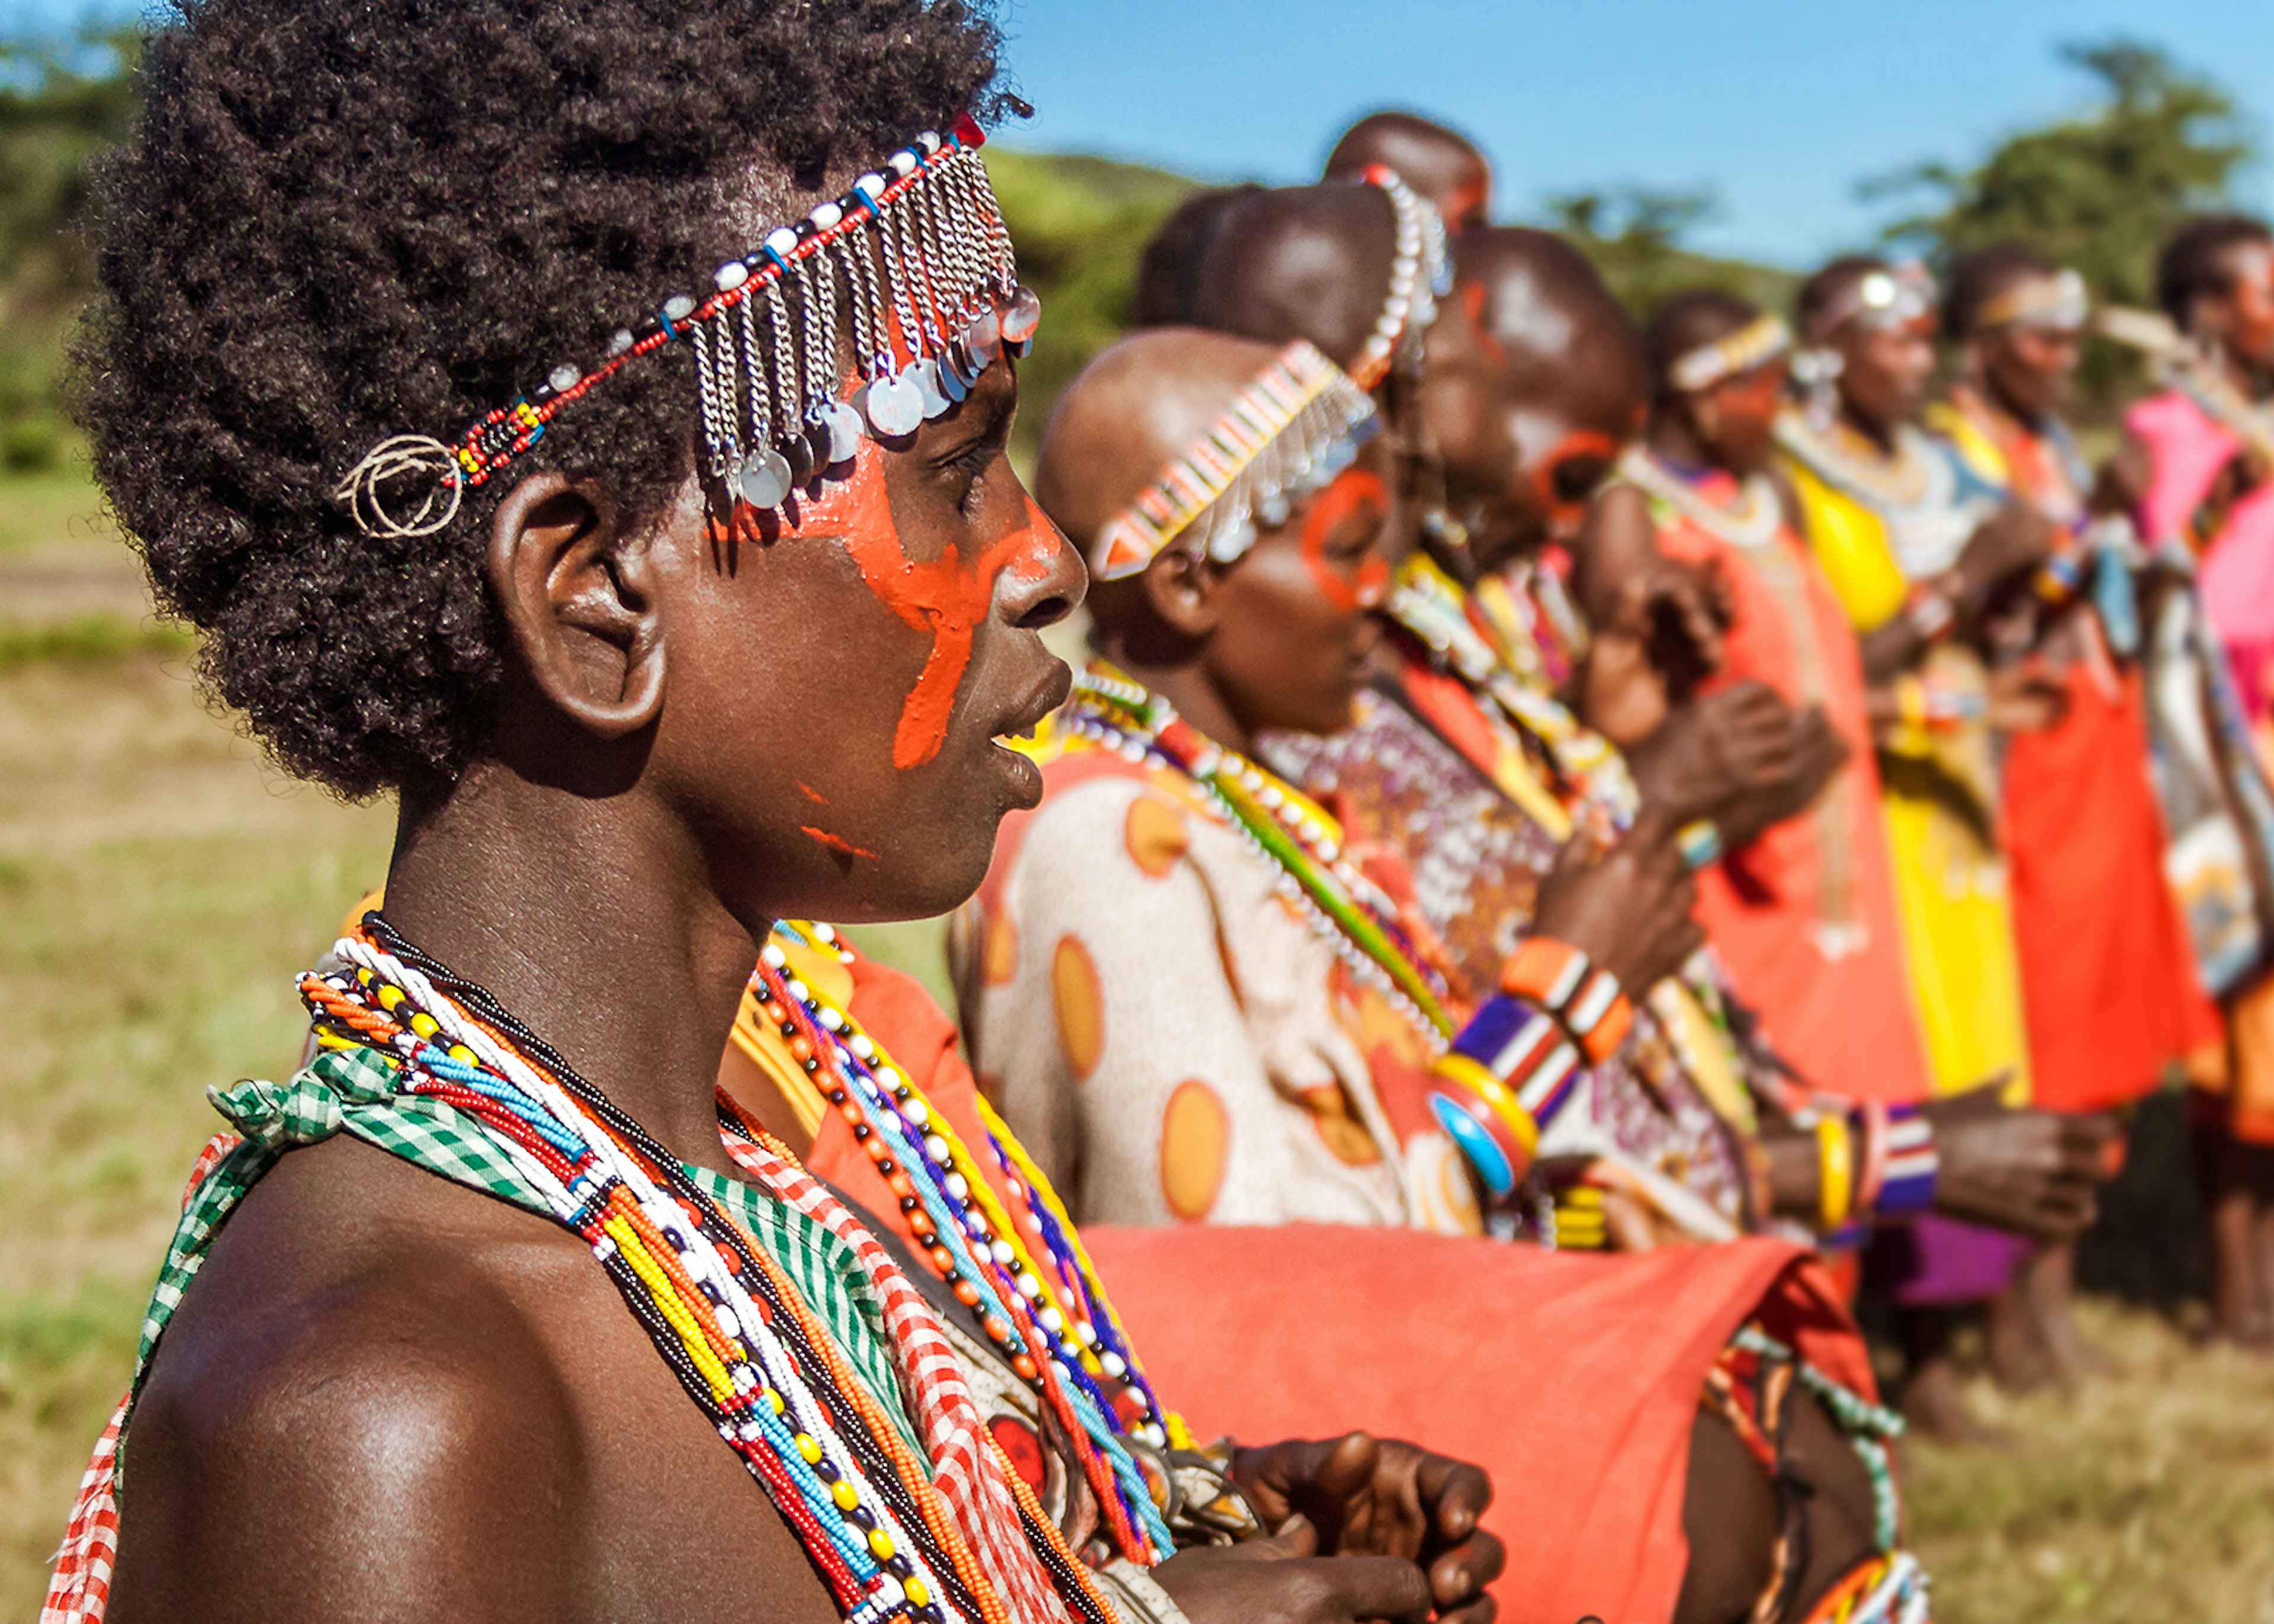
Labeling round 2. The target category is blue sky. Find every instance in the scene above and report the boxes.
[8,0,2269,267]
[993,0,2274,267]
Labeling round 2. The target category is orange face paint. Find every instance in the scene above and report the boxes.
[1528,427,1623,533]
[801,825,879,861]
[1297,466,1392,612]
[793,452,1061,770]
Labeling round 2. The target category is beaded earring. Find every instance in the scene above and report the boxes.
[336,115,1040,539]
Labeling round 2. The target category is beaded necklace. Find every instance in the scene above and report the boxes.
[1774,411,1944,514]
[1383,555,1640,834]
[1056,665,1457,1044]
[301,919,1110,1624]
[1617,446,1784,551]
[745,922,1177,1562]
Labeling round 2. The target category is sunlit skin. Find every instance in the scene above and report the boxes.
[1323,110,1493,231]
[107,293,1502,1623]
[1973,314,2082,429]
[2194,239,2274,386]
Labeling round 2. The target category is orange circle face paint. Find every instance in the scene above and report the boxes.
[1297,465,1392,612]
[1528,427,1623,535]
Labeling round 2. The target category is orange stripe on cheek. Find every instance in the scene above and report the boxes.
[805,456,1062,771]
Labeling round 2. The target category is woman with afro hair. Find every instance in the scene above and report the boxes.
[48,3,1510,1622]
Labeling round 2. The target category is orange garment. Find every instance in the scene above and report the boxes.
[1653,503,1933,1104]
[816,947,1880,1624]
[2005,660,2212,1111]
[1937,389,2212,1111]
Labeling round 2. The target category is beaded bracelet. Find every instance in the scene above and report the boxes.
[1501,936,1633,1063]
[1867,1102,1939,1218]
[1904,583,1957,644]
[1816,1114,1855,1231]
[1676,818,1723,870]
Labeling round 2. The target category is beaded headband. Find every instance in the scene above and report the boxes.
[336,114,1036,540]
[1668,312,1793,393]
[1346,164,1453,390]
[1805,260,1935,343]
[1088,339,1379,581]
[1976,267,2087,333]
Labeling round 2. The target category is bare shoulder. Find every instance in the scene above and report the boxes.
[107,1136,587,1623]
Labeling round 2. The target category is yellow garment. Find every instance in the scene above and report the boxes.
[1785,460,2032,1103]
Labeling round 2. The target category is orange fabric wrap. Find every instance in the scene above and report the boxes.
[818,950,1880,1624]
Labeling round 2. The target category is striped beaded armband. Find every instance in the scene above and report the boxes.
[1501,937,1633,1064]
[1905,583,1957,643]
[1866,1102,1939,1218]
[1426,979,1601,1202]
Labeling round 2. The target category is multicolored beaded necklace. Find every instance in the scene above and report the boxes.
[1383,554,1640,834]
[1055,665,1457,1044]
[300,919,1109,1624]
[1616,446,1784,551]
[747,922,1177,1562]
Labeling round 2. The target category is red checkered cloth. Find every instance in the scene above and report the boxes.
[43,1133,238,1624]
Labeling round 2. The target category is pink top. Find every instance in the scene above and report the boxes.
[2127,388,2274,721]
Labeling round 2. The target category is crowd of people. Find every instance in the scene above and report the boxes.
[37,4,2274,1624]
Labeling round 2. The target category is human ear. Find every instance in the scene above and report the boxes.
[1141,546,1225,639]
[486,471,667,739]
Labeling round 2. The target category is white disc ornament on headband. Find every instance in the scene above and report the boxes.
[822,400,864,465]
[1002,285,1042,348]
[861,372,926,438]
[916,359,953,420]
[737,449,794,510]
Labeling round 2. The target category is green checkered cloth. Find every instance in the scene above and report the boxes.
[127,1043,920,1457]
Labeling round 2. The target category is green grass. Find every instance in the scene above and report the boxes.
[2,477,2272,1622]
[0,652,394,1614]
[0,613,187,668]
[0,466,113,557]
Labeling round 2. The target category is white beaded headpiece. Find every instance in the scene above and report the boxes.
[336,115,1036,539]
[1088,340,1379,581]
[1346,164,1453,391]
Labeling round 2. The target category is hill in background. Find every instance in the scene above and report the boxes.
[984,147,1793,464]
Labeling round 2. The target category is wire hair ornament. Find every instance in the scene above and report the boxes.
[1087,339,1379,582]
[335,114,1037,541]
[333,435,466,539]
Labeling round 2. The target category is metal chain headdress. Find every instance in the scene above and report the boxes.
[336,115,1036,539]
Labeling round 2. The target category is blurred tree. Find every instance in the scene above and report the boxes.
[1543,182,1795,323]
[0,27,138,470]
[1868,38,2254,416]
[981,148,1194,467]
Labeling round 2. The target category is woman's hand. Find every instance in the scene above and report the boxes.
[1921,1089,2115,1239]
[1228,1432,1505,1624]
[1531,820,1704,995]
[1150,1524,1440,1624]
[1624,681,1804,831]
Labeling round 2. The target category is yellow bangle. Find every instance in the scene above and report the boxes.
[1816,1115,1855,1231]
[1896,674,1927,735]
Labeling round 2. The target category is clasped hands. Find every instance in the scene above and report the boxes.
[1151,1433,1504,1624]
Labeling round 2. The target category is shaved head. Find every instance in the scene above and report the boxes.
[1035,327,1286,561]
[1460,227,1645,425]
[1173,184,1400,378]
[1435,227,1646,568]
[1324,110,1491,230]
